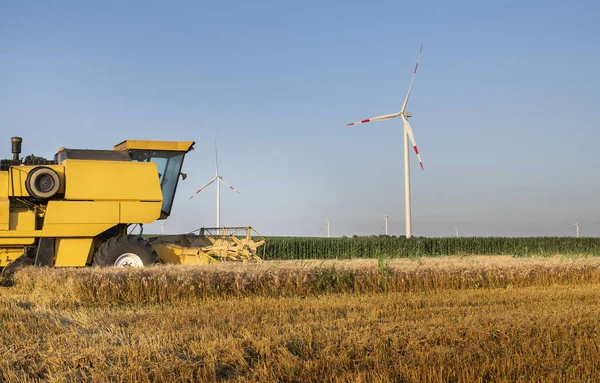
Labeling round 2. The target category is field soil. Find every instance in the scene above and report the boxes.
[1,255,600,382]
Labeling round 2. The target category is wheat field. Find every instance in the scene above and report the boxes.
[1,255,600,382]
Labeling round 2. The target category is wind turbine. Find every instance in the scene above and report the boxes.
[347,44,425,239]
[567,221,581,238]
[452,226,459,238]
[160,222,165,235]
[189,143,240,227]
[319,217,336,238]
[381,211,398,235]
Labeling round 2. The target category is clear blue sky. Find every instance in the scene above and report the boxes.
[1,1,599,237]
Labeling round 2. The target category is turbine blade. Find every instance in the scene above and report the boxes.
[402,115,424,170]
[318,223,327,233]
[189,177,217,200]
[401,43,423,113]
[346,112,401,126]
[219,178,241,194]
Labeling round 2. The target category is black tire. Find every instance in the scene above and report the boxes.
[25,166,61,200]
[92,235,158,267]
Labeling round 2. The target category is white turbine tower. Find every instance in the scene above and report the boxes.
[568,221,581,238]
[452,226,459,238]
[189,143,240,227]
[381,211,398,235]
[319,217,335,238]
[347,44,425,239]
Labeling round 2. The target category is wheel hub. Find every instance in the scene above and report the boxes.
[114,253,144,267]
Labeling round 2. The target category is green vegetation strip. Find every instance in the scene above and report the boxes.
[259,236,600,259]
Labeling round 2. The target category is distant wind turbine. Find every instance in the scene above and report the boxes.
[189,142,240,227]
[567,220,581,238]
[452,226,459,238]
[347,44,425,239]
[381,211,399,235]
[319,216,336,238]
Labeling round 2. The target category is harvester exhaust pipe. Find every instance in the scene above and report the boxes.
[11,137,22,161]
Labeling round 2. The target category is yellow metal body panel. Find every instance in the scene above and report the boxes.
[153,243,217,265]
[0,172,8,230]
[0,234,39,243]
[0,248,25,267]
[0,232,40,240]
[0,171,7,194]
[54,238,94,267]
[42,224,115,238]
[9,208,36,231]
[0,198,8,231]
[63,159,162,202]
[40,201,160,237]
[42,201,119,237]
[113,140,195,152]
[120,201,162,223]
[8,165,65,197]
[0,199,161,248]
[45,201,119,224]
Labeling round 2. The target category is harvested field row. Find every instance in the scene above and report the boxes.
[2,256,600,382]
[6,255,600,307]
[2,286,600,382]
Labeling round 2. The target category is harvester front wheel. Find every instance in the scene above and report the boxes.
[93,235,158,267]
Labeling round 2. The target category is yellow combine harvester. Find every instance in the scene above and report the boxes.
[0,137,264,276]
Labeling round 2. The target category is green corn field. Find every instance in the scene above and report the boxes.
[258,236,600,259]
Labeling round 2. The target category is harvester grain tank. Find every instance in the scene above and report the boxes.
[0,137,264,275]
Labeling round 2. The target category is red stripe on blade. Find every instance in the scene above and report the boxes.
[346,123,354,126]
[420,162,424,170]
[361,119,370,123]
[413,146,419,155]
[414,63,419,73]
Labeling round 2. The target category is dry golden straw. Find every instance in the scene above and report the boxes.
[0,255,599,382]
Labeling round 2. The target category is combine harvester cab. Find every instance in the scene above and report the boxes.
[0,137,263,276]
